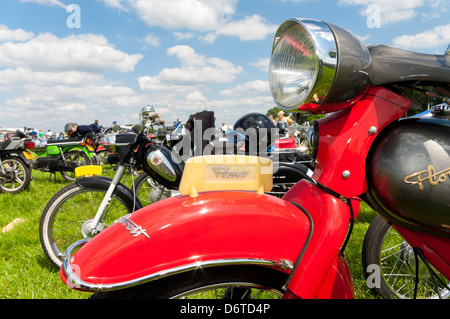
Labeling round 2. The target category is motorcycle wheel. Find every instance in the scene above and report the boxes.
[40,181,137,268]
[0,156,32,194]
[90,266,287,299]
[362,214,450,299]
[133,172,172,207]
[60,150,90,182]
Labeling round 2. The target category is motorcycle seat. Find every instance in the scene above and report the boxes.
[46,136,84,145]
[369,45,450,86]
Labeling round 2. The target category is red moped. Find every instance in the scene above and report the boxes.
[60,18,450,299]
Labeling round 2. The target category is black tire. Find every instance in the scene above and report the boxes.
[0,156,32,194]
[362,214,450,299]
[90,266,287,299]
[133,172,172,207]
[40,180,139,268]
[60,150,90,182]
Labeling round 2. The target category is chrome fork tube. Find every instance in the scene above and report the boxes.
[88,165,126,234]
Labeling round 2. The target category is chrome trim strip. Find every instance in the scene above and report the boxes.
[46,141,83,147]
[63,239,292,292]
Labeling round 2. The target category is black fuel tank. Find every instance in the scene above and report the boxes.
[366,117,450,236]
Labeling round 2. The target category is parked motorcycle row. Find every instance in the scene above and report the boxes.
[3,18,450,300]
[0,124,106,194]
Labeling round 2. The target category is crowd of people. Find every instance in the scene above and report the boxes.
[0,119,123,142]
[1,110,299,143]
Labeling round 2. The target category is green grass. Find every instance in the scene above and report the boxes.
[0,170,380,299]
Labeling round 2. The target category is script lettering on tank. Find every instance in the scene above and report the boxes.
[404,165,450,191]
[212,166,249,178]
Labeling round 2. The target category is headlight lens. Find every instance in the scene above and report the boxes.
[269,22,318,110]
[269,19,337,113]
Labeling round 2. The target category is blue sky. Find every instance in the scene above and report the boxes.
[0,0,449,132]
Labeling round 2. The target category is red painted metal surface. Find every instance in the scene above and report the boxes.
[64,191,311,288]
[394,225,450,280]
[283,180,352,298]
[315,253,356,299]
[312,87,411,198]
[275,138,296,149]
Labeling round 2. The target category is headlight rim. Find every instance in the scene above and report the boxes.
[269,18,338,113]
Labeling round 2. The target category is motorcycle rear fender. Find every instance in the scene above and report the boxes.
[61,191,311,292]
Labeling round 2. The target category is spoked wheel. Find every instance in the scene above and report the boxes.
[40,181,137,268]
[362,215,450,299]
[60,150,90,182]
[90,266,287,299]
[0,156,32,194]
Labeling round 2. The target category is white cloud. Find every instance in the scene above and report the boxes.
[139,45,242,90]
[173,32,195,40]
[20,0,67,8]
[141,33,160,47]
[393,24,450,49]
[3,83,151,130]
[186,90,208,102]
[220,80,269,96]
[338,0,425,24]
[0,25,34,42]
[215,15,277,41]
[0,25,146,130]
[128,0,237,31]
[0,33,143,73]
[167,45,206,68]
[101,0,274,43]
[250,58,270,72]
[0,68,104,89]
[96,0,129,12]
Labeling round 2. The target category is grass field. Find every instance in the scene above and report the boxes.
[0,169,379,299]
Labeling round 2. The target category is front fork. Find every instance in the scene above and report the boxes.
[282,180,361,299]
[0,157,5,175]
[85,165,126,236]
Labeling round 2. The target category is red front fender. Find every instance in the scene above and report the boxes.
[61,191,311,292]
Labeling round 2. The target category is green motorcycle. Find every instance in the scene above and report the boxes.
[26,134,99,182]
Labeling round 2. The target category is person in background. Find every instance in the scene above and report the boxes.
[112,121,121,132]
[269,114,276,125]
[276,111,293,138]
[221,122,231,135]
[65,122,101,137]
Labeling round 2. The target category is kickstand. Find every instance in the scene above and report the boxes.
[48,172,57,182]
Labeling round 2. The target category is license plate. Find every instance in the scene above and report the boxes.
[75,165,102,178]
[23,151,33,160]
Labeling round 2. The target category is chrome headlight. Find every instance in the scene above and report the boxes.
[141,105,155,118]
[269,18,371,114]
